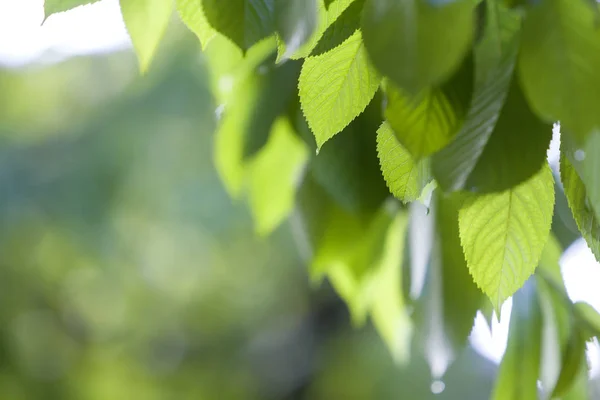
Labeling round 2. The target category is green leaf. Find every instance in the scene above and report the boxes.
[574,132,600,230]
[361,0,475,94]
[574,301,600,339]
[247,117,308,236]
[310,108,389,214]
[176,0,216,49]
[561,357,589,400]
[462,77,553,193]
[415,192,483,378]
[459,165,555,311]
[277,0,355,60]
[376,122,431,203]
[274,0,318,60]
[201,0,275,52]
[299,31,380,148]
[431,1,521,191]
[324,0,335,8]
[311,0,365,56]
[519,0,600,143]
[552,326,588,398]
[120,0,173,73]
[384,54,473,159]
[560,152,600,261]
[491,280,542,400]
[44,0,100,18]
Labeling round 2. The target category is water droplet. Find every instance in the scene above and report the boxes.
[315,148,320,156]
[575,149,586,161]
[431,380,445,394]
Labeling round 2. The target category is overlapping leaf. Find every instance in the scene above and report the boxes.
[519,0,600,144]
[299,31,380,148]
[384,55,473,159]
[491,280,542,400]
[274,0,318,60]
[560,152,600,261]
[311,0,365,56]
[376,122,431,203]
[202,0,275,52]
[431,1,521,191]
[44,0,100,18]
[120,0,173,73]
[361,0,475,94]
[459,165,555,311]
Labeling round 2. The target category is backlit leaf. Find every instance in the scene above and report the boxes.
[299,31,380,148]
[385,55,473,159]
[176,0,216,49]
[311,0,364,56]
[376,122,431,203]
[459,165,555,311]
[560,152,600,261]
[519,0,600,144]
[247,118,308,236]
[44,0,100,18]
[361,0,475,94]
[120,0,173,73]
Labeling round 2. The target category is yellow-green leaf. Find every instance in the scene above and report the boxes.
[376,122,431,203]
[44,0,100,18]
[120,0,173,73]
[248,118,308,236]
[299,31,380,148]
[176,0,216,49]
[459,165,555,311]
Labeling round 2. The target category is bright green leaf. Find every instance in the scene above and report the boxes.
[431,1,521,191]
[459,165,555,311]
[201,0,275,52]
[299,31,380,148]
[311,0,364,56]
[385,55,473,159]
[561,357,589,400]
[274,0,318,60]
[561,152,600,261]
[376,122,431,203]
[552,326,588,398]
[361,0,475,94]
[574,301,600,339]
[44,0,100,18]
[120,0,173,73]
[248,118,308,236]
[491,280,542,400]
[176,0,216,49]
[519,0,600,143]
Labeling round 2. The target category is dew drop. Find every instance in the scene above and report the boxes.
[431,380,445,395]
[575,149,586,161]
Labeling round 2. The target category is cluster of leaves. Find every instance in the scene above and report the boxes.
[45,0,600,396]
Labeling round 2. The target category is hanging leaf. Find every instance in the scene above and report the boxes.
[311,0,365,56]
[176,0,216,49]
[491,280,542,400]
[519,0,600,144]
[560,152,600,261]
[299,31,380,148]
[201,0,275,52]
[462,77,553,193]
[247,118,308,236]
[384,54,473,159]
[44,0,100,18]
[277,0,356,60]
[414,192,483,378]
[120,0,173,73]
[574,301,600,339]
[552,326,588,398]
[376,122,431,203]
[459,165,555,311]
[431,1,521,191]
[274,0,318,60]
[361,0,475,94]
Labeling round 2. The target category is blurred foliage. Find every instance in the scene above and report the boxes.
[0,26,505,399]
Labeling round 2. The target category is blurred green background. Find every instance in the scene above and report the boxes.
[0,24,500,399]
